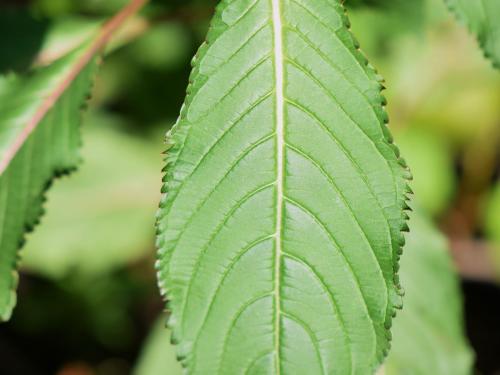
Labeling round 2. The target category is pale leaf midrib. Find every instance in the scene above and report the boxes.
[271,0,284,373]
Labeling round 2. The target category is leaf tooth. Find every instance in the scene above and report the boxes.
[404,184,414,195]
[401,222,410,233]
[381,125,393,143]
[403,168,413,181]
[398,157,408,168]
[396,286,405,298]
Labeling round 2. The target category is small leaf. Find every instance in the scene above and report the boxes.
[445,0,500,68]
[156,0,410,373]
[385,211,474,374]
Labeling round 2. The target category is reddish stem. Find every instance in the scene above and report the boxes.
[0,0,148,175]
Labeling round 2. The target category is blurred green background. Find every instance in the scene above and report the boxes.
[0,0,499,374]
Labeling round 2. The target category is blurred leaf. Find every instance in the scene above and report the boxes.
[0,0,146,322]
[126,22,190,70]
[485,182,500,245]
[396,128,456,216]
[133,315,182,375]
[36,16,102,66]
[0,44,98,322]
[348,0,425,59]
[0,7,48,73]
[21,113,161,278]
[373,4,500,147]
[32,0,128,17]
[385,211,474,374]
[445,0,500,68]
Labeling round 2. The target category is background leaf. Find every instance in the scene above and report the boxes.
[156,0,410,373]
[384,211,474,374]
[0,0,147,321]
[395,128,456,216]
[0,45,98,321]
[445,0,500,68]
[0,7,48,74]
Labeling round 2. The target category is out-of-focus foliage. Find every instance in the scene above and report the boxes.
[126,23,190,71]
[134,315,182,375]
[396,129,455,216]
[0,8,48,73]
[385,211,474,374]
[485,183,500,246]
[36,16,101,65]
[351,0,500,144]
[21,112,162,279]
[445,0,500,68]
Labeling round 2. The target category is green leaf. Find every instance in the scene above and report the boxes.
[156,0,411,373]
[384,212,474,374]
[0,45,98,321]
[445,0,500,68]
[0,0,147,321]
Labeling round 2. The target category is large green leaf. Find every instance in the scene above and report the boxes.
[445,0,500,68]
[384,212,473,374]
[156,0,411,373]
[0,46,98,321]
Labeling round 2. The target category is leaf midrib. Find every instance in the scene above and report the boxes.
[271,0,284,373]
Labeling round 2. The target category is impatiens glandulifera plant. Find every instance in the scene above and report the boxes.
[155,0,411,373]
[2,0,498,373]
